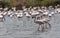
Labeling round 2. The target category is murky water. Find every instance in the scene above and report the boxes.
[0,13,60,38]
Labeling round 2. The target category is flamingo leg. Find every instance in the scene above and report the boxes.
[41,24,45,32]
[45,23,48,29]
[46,23,51,29]
[47,22,51,29]
[3,17,5,21]
[37,25,40,31]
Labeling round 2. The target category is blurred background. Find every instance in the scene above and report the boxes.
[0,0,60,9]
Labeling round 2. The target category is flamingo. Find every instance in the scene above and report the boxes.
[7,10,13,16]
[3,11,7,16]
[16,11,23,18]
[30,10,40,19]
[9,14,15,18]
[34,17,51,32]
[4,8,8,11]
[24,11,31,18]
[48,14,52,17]
[12,7,16,11]
[56,8,60,13]
[0,13,5,22]
[51,12,55,15]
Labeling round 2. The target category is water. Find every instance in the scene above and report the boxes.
[0,13,60,38]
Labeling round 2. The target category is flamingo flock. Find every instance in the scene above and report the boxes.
[0,5,60,32]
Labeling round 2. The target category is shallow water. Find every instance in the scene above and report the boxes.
[0,13,60,38]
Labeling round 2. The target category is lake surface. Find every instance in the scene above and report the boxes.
[0,12,60,38]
